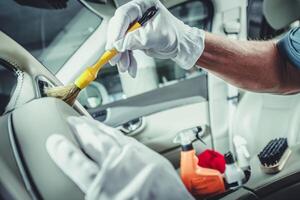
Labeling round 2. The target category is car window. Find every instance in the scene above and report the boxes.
[0,0,102,74]
[247,0,286,40]
[155,0,211,88]
[78,0,213,109]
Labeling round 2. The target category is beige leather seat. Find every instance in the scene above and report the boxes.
[232,92,300,156]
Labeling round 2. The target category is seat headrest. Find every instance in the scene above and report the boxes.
[263,0,300,30]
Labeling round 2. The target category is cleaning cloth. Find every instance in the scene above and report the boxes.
[197,149,226,174]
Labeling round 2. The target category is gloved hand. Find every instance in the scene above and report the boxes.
[106,0,205,77]
[46,116,193,200]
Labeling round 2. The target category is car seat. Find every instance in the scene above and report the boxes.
[232,92,300,156]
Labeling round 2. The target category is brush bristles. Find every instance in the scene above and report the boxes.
[45,84,81,105]
[258,138,288,166]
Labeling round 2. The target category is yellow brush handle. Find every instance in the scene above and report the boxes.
[75,22,142,89]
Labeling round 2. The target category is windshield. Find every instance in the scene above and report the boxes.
[0,0,102,74]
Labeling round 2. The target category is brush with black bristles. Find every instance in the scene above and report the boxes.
[45,6,158,105]
[257,138,291,174]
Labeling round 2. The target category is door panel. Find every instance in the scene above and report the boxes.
[133,102,209,153]
[133,102,211,167]
[89,75,208,126]
[88,75,211,165]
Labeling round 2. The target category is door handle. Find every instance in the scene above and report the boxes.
[176,124,211,142]
[118,117,144,135]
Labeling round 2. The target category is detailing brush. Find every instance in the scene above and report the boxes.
[45,6,158,105]
[257,138,291,174]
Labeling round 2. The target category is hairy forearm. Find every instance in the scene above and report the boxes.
[197,32,300,94]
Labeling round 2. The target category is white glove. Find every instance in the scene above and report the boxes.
[106,0,205,77]
[46,116,194,200]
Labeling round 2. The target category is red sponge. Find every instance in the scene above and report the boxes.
[197,149,226,173]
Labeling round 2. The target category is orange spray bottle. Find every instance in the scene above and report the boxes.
[174,128,225,198]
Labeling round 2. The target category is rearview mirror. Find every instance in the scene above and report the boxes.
[77,82,110,109]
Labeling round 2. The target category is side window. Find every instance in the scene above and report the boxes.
[155,0,212,88]
[247,0,286,40]
[80,0,213,109]
[0,1,102,74]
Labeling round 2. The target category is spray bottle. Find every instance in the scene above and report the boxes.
[173,128,225,198]
[233,135,251,181]
[224,151,245,189]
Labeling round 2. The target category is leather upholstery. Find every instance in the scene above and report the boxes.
[232,92,300,156]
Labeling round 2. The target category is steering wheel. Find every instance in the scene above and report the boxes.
[0,31,87,199]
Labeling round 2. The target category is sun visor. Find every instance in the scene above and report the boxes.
[263,0,300,30]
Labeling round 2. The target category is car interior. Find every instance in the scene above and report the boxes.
[1,0,300,199]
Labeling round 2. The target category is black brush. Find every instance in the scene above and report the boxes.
[257,138,291,174]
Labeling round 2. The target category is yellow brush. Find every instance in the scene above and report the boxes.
[46,6,158,105]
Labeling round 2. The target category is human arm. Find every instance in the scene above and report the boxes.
[107,0,300,94]
[198,32,300,94]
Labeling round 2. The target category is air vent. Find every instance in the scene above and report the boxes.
[90,109,107,122]
[36,76,54,97]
